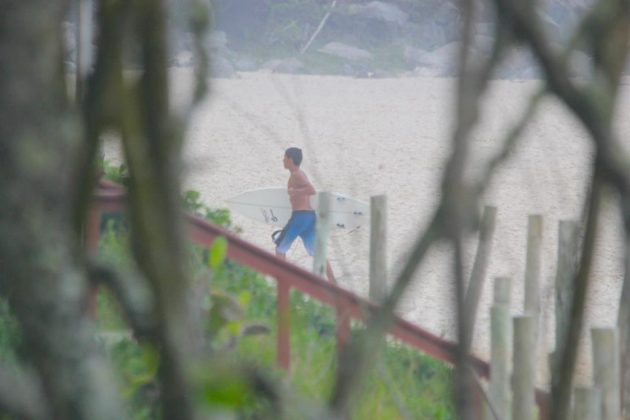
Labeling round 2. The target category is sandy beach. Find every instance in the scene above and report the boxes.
[105,70,630,386]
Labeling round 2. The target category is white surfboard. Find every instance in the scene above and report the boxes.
[226,188,368,230]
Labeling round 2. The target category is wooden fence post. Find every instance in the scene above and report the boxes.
[464,205,497,347]
[551,221,580,377]
[592,328,620,420]
[486,277,512,420]
[571,386,602,420]
[524,215,543,319]
[369,195,387,302]
[617,254,630,418]
[313,192,331,278]
[513,315,536,420]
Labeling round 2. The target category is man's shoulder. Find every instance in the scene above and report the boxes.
[296,169,310,181]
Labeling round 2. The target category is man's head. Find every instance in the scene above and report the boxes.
[284,147,303,169]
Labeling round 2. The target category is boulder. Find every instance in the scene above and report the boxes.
[211,55,236,78]
[403,45,428,67]
[319,42,373,61]
[208,31,229,52]
[494,48,541,79]
[352,1,409,26]
[262,57,305,74]
[173,51,195,67]
[432,1,460,25]
[411,42,460,76]
[472,34,495,57]
[234,56,258,72]
[402,22,448,51]
[431,2,461,43]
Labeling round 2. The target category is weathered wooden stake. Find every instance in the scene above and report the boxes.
[486,277,512,420]
[571,386,602,420]
[369,195,387,302]
[313,192,331,278]
[592,328,620,420]
[551,220,580,376]
[616,249,630,418]
[464,205,497,345]
[524,215,543,318]
[513,315,536,420]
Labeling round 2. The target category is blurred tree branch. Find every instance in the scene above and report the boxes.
[0,365,48,420]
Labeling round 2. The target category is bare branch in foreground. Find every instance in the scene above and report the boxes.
[88,260,157,337]
[328,0,518,415]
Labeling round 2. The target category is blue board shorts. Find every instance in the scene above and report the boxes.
[274,210,316,256]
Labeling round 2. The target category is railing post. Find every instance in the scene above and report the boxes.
[313,192,331,278]
[551,220,580,376]
[592,328,620,420]
[513,315,536,420]
[524,215,543,321]
[464,205,497,346]
[277,280,291,371]
[571,386,602,420]
[86,205,102,256]
[336,302,351,355]
[486,277,512,420]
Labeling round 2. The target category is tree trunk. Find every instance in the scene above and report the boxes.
[0,1,123,418]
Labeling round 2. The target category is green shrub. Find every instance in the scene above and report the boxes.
[93,193,454,418]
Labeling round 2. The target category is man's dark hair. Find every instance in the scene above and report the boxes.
[285,147,303,166]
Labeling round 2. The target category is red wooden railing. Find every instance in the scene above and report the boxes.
[89,180,549,418]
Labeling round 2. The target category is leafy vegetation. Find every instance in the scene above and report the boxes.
[92,203,455,418]
[0,172,454,418]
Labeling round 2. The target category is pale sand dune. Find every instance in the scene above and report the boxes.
[104,69,630,386]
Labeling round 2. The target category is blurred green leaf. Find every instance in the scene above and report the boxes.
[208,237,228,270]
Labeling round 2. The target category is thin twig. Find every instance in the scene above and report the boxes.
[551,160,604,419]
[88,260,157,337]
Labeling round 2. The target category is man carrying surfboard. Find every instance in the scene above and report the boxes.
[274,147,336,283]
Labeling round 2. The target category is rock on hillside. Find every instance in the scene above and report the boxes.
[319,42,374,61]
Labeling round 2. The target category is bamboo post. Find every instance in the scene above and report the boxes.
[551,220,580,375]
[486,277,512,420]
[524,215,543,318]
[369,195,387,302]
[464,206,497,346]
[571,387,602,420]
[513,315,536,420]
[616,253,630,418]
[591,328,620,420]
[313,192,331,278]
